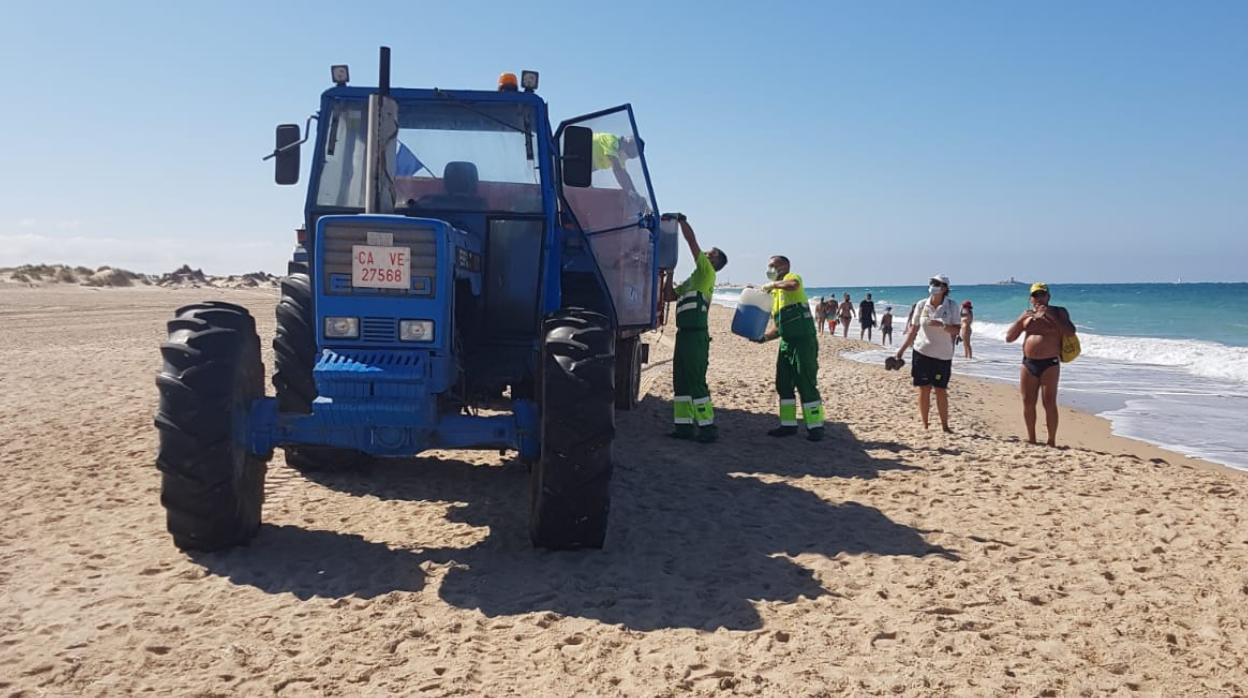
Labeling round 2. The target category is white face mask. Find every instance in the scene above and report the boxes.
[766,267,779,281]
[929,284,943,295]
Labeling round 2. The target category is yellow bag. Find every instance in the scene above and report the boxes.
[1061,334,1081,363]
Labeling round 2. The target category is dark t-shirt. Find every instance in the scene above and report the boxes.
[859,300,875,320]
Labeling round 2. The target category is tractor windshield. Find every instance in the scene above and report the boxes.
[315,98,543,214]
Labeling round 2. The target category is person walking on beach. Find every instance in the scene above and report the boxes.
[880,306,894,346]
[837,293,855,338]
[959,300,974,359]
[815,296,827,335]
[859,293,877,341]
[1005,282,1076,447]
[758,256,825,441]
[893,274,960,432]
[663,213,727,443]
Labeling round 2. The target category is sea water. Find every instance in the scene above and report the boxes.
[713,283,1248,470]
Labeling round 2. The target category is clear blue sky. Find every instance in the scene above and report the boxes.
[2,1,1245,284]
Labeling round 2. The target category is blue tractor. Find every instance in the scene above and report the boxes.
[154,49,675,551]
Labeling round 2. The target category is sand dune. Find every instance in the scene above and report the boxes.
[1,286,1245,695]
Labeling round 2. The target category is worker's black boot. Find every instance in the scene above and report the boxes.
[668,424,697,440]
[806,427,825,442]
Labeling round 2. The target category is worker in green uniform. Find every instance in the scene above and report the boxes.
[592,132,643,204]
[758,255,825,441]
[663,213,728,442]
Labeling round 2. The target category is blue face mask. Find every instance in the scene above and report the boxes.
[929,284,943,295]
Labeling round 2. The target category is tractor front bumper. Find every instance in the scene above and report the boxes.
[245,349,539,458]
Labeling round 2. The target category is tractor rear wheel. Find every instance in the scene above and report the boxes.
[530,308,615,549]
[155,302,269,551]
[614,336,643,410]
[272,271,372,471]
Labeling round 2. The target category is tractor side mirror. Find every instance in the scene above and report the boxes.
[274,124,301,185]
[561,125,593,188]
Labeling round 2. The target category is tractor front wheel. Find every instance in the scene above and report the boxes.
[530,308,615,549]
[273,271,371,472]
[155,302,269,551]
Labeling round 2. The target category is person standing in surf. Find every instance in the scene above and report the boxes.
[959,300,974,359]
[1005,283,1077,446]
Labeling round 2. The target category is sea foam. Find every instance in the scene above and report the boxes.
[973,321,1248,386]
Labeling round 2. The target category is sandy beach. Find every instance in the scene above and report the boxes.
[1,285,1246,696]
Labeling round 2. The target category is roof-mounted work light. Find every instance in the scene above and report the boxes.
[331,65,350,86]
[521,70,539,92]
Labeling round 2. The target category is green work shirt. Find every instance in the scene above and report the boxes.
[673,251,716,329]
[771,272,815,339]
[592,133,621,171]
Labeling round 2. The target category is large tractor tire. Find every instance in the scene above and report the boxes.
[614,336,643,411]
[530,308,615,549]
[155,302,269,551]
[273,273,318,414]
[272,272,371,471]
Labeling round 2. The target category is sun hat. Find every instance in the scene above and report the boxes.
[1030,282,1049,295]
[930,273,950,286]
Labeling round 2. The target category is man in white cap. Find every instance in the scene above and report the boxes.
[893,274,960,432]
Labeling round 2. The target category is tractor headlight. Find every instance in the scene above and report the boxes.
[324,316,359,338]
[399,319,434,342]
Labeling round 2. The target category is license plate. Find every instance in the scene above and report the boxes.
[352,245,409,289]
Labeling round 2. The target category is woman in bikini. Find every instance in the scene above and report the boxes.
[1005,283,1077,446]
[838,293,855,338]
[959,300,974,359]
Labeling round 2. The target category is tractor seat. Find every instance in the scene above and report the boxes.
[413,161,486,211]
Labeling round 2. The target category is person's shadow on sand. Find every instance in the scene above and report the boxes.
[193,395,957,630]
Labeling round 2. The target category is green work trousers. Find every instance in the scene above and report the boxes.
[673,328,714,430]
[775,335,825,429]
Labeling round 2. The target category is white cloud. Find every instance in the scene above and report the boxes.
[17,218,36,227]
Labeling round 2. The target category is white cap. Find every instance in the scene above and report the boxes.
[930,273,950,286]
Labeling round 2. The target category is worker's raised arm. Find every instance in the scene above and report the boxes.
[612,160,639,202]
[664,214,702,259]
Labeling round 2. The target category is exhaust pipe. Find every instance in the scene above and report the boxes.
[365,46,397,214]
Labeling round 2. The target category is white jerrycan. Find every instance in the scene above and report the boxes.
[731,288,772,340]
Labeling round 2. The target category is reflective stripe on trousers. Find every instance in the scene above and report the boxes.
[778,398,798,427]
[673,396,694,424]
[692,396,714,426]
[802,399,825,428]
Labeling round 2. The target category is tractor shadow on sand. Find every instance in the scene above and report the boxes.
[188,524,428,600]
[197,395,957,630]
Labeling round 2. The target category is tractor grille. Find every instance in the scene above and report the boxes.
[321,224,438,296]
[361,317,396,343]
